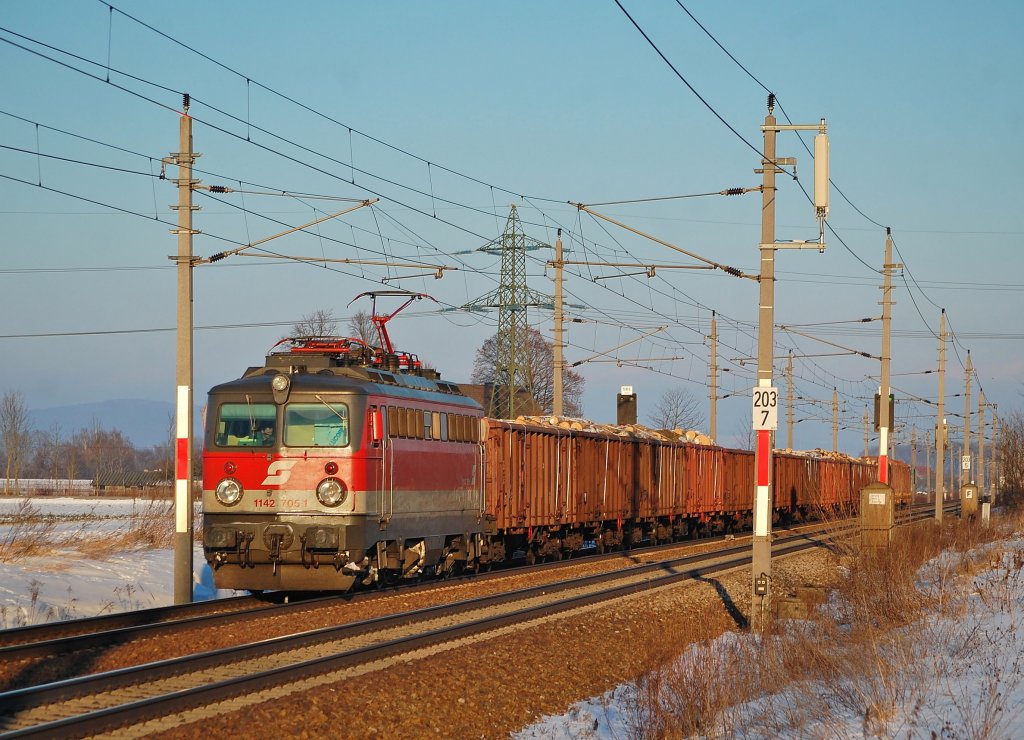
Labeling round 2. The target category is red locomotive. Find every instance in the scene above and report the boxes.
[202,292,911,591]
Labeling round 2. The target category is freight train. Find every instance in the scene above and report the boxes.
[201,297,911,592]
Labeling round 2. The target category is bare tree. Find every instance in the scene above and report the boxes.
[161,412,175,481]
[998,409,1024,504]
[63,437,79,483]
[26,422,63,483]
[47,423,62,482]
[289,308,338,338]
[0,390,31,494]
[649,386,705,430]
[347,310,377,345]
[471,328,585,417]
[729,416,756,452]
[73,420,135,485]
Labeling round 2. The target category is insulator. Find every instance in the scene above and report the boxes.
[724,187,744,196]
[767,93,775,113]
[182,93,190,111]
[209,185,228,193]
[814,132,829,214]
[209,252,226,263]
[723,265,742,277]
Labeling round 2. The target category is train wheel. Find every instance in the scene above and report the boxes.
[375,567,394,590]
[437,554,462,580]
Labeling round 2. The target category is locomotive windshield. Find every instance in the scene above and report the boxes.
[284,402,349,447]
[214,402,277,447]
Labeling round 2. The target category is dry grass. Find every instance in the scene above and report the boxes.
[0,497,181,626]
[0,496,178,562]
[622,505,1024,738]
[76,497,175,556]
[0,580,82,628]
[0,499,59,560]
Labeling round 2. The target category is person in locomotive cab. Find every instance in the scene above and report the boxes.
[258,423,275,445]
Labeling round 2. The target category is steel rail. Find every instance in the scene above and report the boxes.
[0,593,262,649]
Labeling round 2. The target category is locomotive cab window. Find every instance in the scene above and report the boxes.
[214,403,277,447]
[284,402,350,447]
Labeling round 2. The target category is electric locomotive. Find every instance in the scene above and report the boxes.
[202,293,486,591]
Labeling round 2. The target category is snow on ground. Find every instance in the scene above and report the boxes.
[0,496,237,628]
[517,534,1024,739]
[0,545,219,628]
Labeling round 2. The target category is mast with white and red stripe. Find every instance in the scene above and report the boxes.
[751,98,829,631]
[878,228,896,484]
[172,95,196,604]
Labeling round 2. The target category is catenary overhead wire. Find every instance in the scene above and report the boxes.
[612,0,762,160]
[98,1,565,206]
[671,0,992,395]
[611,0,892,398]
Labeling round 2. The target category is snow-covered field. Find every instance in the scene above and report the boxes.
[2,496,1022,737]
[0,496,231,628]
[518,532,1024,739]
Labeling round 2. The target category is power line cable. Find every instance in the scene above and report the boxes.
[2,21,764,370]
[98,1,565,206]
[612,0,762,159]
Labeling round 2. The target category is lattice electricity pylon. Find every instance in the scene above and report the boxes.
[462,204,552,418]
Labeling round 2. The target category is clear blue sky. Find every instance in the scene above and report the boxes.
[1,1,1021,456]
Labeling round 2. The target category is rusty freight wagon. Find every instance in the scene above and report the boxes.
[480,418,913,564]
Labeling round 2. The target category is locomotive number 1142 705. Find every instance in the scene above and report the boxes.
[253,498,310,509]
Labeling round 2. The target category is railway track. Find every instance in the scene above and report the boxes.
[1,499,945,655]
[0,502,956,737]
[0,592,271,649]
[0,527,840,738]
[0,536,716,678]
[0,503,948,671]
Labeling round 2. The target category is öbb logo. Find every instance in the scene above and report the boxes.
[262,460,298,486]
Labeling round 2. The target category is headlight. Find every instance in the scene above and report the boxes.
[215,478,243,506]
[271,374,290,392]
[316,477,347,507]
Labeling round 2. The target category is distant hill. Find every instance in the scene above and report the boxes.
[28,399,179,449]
